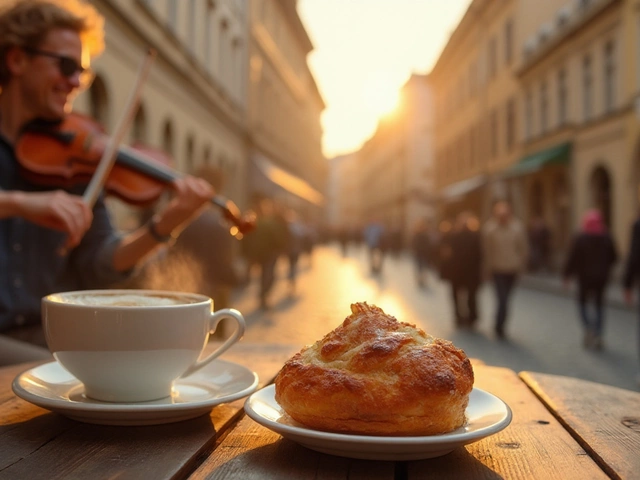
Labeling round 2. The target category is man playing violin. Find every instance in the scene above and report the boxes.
[0,0,215,365]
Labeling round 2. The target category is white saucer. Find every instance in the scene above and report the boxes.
[13,359,259,426]
[244,385,512,461]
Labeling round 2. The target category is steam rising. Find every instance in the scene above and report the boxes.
[125,249,204,294]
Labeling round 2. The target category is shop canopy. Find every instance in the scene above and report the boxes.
[252,153,324,206]
[439,174,487,201]
[506,142,571,178]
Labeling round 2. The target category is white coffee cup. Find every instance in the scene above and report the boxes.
[42,289,246,403]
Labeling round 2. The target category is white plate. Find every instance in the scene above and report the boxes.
[12,359,259,426]
[244,385,512,461]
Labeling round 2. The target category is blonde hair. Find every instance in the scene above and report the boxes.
[0,0,104,85]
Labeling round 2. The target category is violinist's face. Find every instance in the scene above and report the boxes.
[20,28,84,120]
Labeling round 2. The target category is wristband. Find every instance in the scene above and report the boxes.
[147,217,176,245]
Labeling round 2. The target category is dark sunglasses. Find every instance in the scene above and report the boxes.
[23,47,94,86]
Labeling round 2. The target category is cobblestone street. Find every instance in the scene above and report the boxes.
[230,243,639,392]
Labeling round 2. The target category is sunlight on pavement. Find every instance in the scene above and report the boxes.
[239,247,421,347]
[233,244,638,392]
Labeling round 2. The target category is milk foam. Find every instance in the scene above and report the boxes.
[69,294,186,307]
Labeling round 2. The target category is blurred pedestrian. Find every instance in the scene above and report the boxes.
[411,218,432,288]
[448,212,483,328]
[482,200,529,339]
[364,218,386,275]
[563,210,618,350]
[622,212,640,383]
[250,198,288,309]
[285,209,306,295]
[435,219,454,284]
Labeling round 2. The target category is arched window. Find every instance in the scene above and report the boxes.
[231,37,243,99]
[219,18,229,88]
[162,119,174,160]
[583,54,593,121]
[132,103,147,144]
[89,75,109,128]
[185,135,195,173]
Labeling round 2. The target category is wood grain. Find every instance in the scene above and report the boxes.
[520,371,640,480]
[188,417,397,480]
[407,366,609,479]
[0,343,297,480]
[0,345,621,479]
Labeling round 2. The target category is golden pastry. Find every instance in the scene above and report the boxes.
[274,302,474,436]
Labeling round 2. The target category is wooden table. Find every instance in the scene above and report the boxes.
[0,343,638,479]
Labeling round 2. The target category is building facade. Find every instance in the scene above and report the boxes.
[514,0,640,264]
[430,0,640,267]
[430,0,519,223]
[247,0,326,221]
[326,152,360,235]
[72,0,326,230]
[76,0,250,229]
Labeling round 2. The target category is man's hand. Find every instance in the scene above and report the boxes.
[10,190,92,249]
[150,176,214,236]
[624,288,633,306]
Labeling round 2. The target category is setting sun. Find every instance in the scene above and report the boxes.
[362,72,401,118]
[299,0,472,157]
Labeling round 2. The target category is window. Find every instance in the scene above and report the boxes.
[540,81,548,133]
[204,2,215,72]
[185,136,195,173]
[604,41,616,113]
[467,129,473,168]
[167,0,178,31]
[219,19,229,85]
[469,62,476,97]
[132,104,147,144]
[504,20,513,66]
[469,126,476,167]
[557,68,567,125]
[491,109,499,158]
[506,98,516,150]
[162,120,174,158]
[638,16,640,90]
[187,0,196,53]
[583,54,592,121]
[525,90,533,139]
[489,37,498,78]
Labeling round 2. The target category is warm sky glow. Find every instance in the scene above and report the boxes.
[298,0,472,159]
[362,71,401,118]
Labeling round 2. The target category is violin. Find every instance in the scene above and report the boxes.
[15,112,256,237]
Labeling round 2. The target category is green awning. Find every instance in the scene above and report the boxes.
[507,142,572,177]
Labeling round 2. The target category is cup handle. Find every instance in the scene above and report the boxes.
[180,308,245,378]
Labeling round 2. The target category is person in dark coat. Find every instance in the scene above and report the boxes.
[622,213,640,384]
[435,218,454,283]
[448,212,483,328]
[247,198,288,309]
[411,218,432,288]
[563,209,618,350]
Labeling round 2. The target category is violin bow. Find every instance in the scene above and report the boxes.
[82,49,156,208]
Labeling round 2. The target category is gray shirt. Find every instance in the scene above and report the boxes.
[482,217,529,275]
